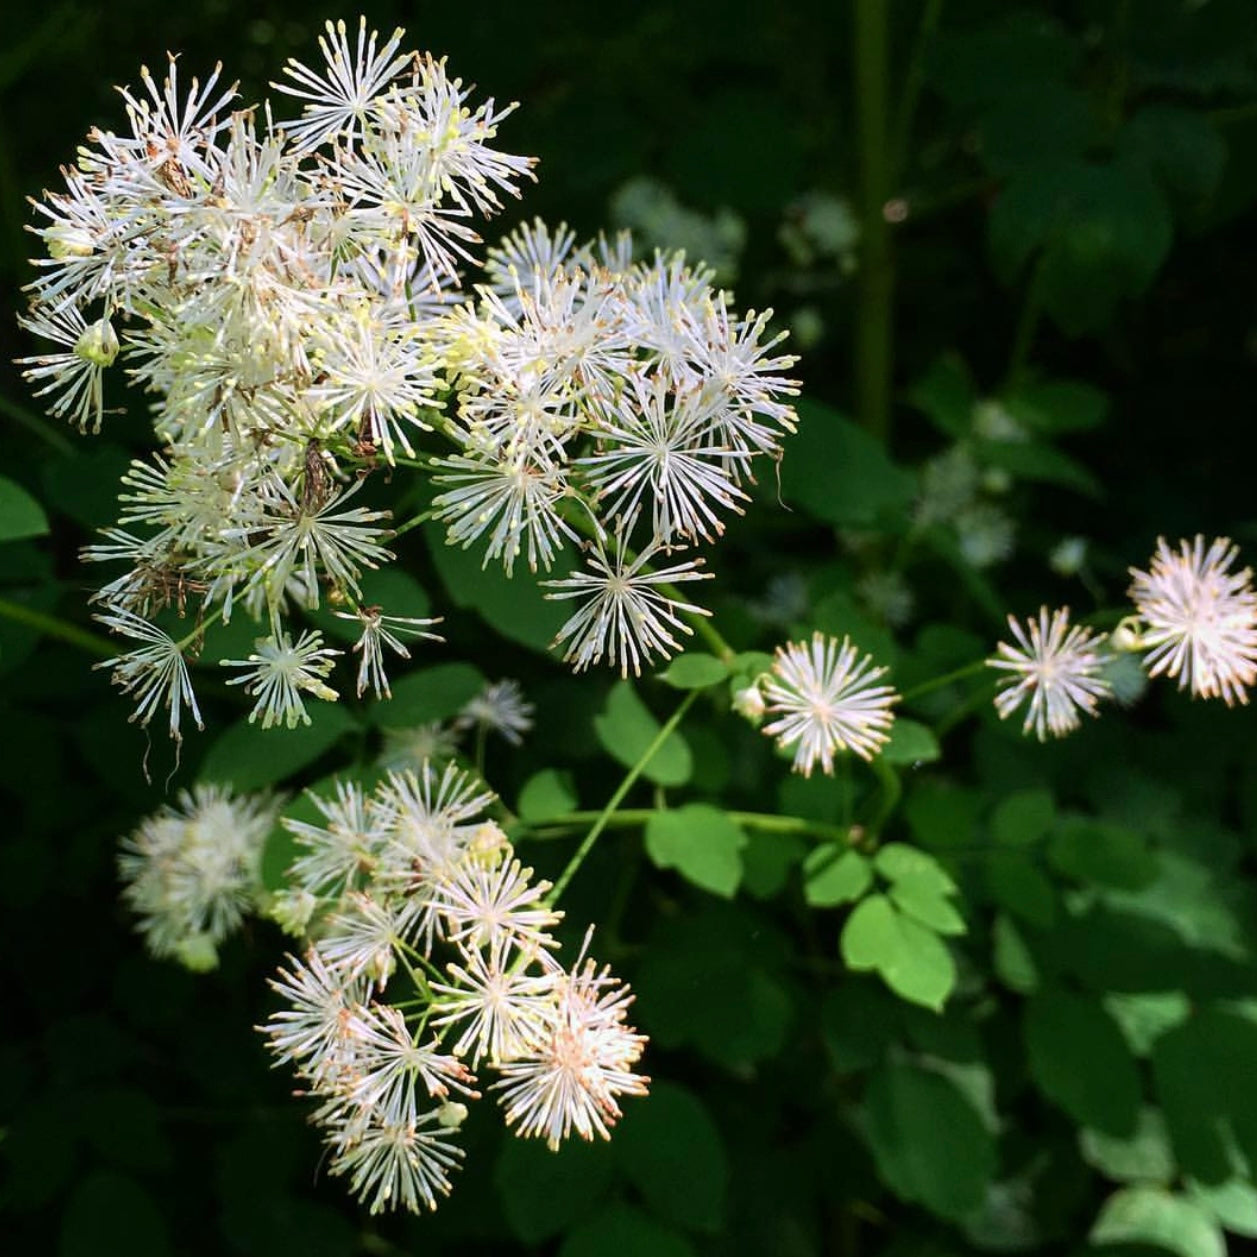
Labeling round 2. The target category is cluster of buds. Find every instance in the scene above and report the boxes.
[17,17,800,747]
[260,760,647,1214]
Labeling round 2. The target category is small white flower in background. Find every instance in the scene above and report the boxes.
[988,606,1113,740]
[1128,535,1257,706]
[457,679,534,745]
[956,503,1015,569]
[1049,535,1088,578]
[761,632,899,775]
[118,785,278,967]
[222,629,342,729]
[379,722,461,771]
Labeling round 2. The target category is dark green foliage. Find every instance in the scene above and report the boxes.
[5,1,1257,1254]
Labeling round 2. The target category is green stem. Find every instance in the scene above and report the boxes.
[0,595,116,658]
[528,805,855,848]
[546,690,700,906]
[854,0,895,445]
[899,656,989,703]
[868,756,902,838]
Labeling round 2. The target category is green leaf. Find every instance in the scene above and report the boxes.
[615,1081,728,1232]
[907,355,976,438]
[424,519,573,652]
[494,1135,615,1244]
[1004,378,1110,435]
[990,161,1174,336]
[1189,1176,1257,1239]
[906,782,983,850]
[1118,106,1228,210]
[977,82,1097,177]
[517,769,577,822]
[841,893,957,1011]
[803,846,872,907]
[1104,992,1192,1058]
[199,704,357,790]
[364,661,485,728]
[986,856,1057,927]
[1152,1010,1257,1183]
[973,437,1102,497]
[1090,1187,1225,1257]
[1025,989,1141,1137]
[874,843,957,893]
[992,913,1039,993]
[991,788,1055,846]
[645,805,746,898]
[1080,1108,1177,1185]
[928,11,1080,109]
[863,1060,997,1221]
[558,1203,697,1257]
[635,903,794,1071]
[779,398,916,529]
[658,652,728,689]
[821,979,900,1073]
[890,877,967,936]
[594,681,692,787]
[740,829,806,900]
[881,719,942,766]
[1048,817,1157,890]
[0,475,49,542]
[59,1171,172,1257]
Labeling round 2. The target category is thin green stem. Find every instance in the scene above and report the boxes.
[526,806,855,848]
[854,0,895,445]
[546,690,700,906]
[867,756,902,838]
[899,657,989,703]
[0,595,116,658]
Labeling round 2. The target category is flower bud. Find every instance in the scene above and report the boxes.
[74,317,120,367]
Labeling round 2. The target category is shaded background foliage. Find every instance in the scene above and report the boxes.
[3,2,1257,1255]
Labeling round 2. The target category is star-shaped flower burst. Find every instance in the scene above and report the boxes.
[761,632,898,775]
[988,606,1111,740]
[1128,535,1257,706]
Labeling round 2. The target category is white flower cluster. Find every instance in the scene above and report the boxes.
[117,784,279,969]
[988,535,1257,740]
[17,17,799,745]
[261,760,647,1214]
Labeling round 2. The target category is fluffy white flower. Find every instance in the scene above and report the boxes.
[762,632,898,774]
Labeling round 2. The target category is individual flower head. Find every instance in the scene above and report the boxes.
[16,305,119,433]
[542,537,712,677]
[94,604,203,745]
[492,940,649,1151]
[1128,535,1257,705]
[118,785,277,967]
[761,632,898,775]
[987,606,1112,740]
[222,629,342,729]
[336,605,444,699]
[456,679,535,746]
